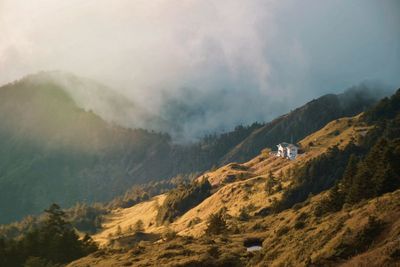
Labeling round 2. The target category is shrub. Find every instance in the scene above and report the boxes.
[296,212,308,221]
[333,216,385,259]
[294,221,305,230]
[292,202,303,211]
[205,210,227,235]
[238,208,250,221]
[23,257,53,267]
[115,225,122,236]
[217,252,242,267]
[133,220,144,233]
[207,246,219,258]
[187,217,201,227]
[276,226,290,237]
[162,229,177,241]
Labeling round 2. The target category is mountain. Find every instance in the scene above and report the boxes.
[0,73,172,223]
[220,85,390,164]
[67,190,400,267]
[66,89,400,267]
[1,87,399,267]
[0,73,388,223]
[85,110,368,244]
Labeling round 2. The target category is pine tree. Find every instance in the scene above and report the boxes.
[327,182,344,211]
[340,155,358,194]
[205,210,227,235]
[345,162,372,204]
[44,203,68,233]
[373,143,400,195]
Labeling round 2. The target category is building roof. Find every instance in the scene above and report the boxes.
[277,142,290,147]
[277,142,298,148]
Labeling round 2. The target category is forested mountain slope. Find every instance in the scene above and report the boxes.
[221,85,389,164]
[68,89,400,267]
[0,73,388,223]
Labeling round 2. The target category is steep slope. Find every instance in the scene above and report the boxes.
[0,73,261,223]
[0,73,387,224]
[71,89,400,266]
[3,89,399,266]
[68,190,400,267]
[90,113,370,244]
[0,73,171,223]
[221,85,389,164]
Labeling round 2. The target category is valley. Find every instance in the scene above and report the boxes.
[0,72,384,224]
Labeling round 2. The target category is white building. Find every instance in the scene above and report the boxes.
[276,142,298,160]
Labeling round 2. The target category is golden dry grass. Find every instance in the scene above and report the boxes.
[91,114,371,245]
[69,189,400,266]
[92,195,166,246]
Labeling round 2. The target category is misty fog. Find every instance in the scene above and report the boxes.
[1,0,399,140]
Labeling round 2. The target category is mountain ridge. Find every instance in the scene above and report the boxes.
[0,72,390,223]
[66,89,400,266]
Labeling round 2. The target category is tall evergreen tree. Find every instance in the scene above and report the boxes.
[340,154,359,193]
[327,182,344,211]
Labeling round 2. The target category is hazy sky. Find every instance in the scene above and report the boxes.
[1,0,399,139]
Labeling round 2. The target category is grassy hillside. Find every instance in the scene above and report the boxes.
[0,73,385,224]
[67,189,400,267]
[67,90,400,266]
[2,89,399,266]
[87,112,369,244]
[221,85,389,164]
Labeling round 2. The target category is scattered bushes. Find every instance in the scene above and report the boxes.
[67,202,107,234]
[333,216,385,259]
[156,179,212,225]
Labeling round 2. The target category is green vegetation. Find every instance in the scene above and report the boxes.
[275,143,361,212]
[205,209,227,235]
[106,174,196,209]
[67,203,107,234]
[318,89,400,214]
[0,74,385,224]
[363,88,400,123]
[0,204,97,267]
[331,216,385,259]
[221,84,385,164]
[133,220,145,233]
[0,202,107,240]
[156,179,212,225]
[36,88,400,267]
[273,89,400,214]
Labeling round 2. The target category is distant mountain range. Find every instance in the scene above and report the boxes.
[0,72,391,223]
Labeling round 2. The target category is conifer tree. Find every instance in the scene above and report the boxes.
[327,182,344,211]
[205,209,227,235]
[345,161,372,204]
[340,154,358,194]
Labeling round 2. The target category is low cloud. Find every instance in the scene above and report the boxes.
[1,0,399,140]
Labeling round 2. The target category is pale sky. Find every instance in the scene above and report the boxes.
[1,0,399,139]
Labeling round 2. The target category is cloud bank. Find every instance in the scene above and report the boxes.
[1,0,399,140]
